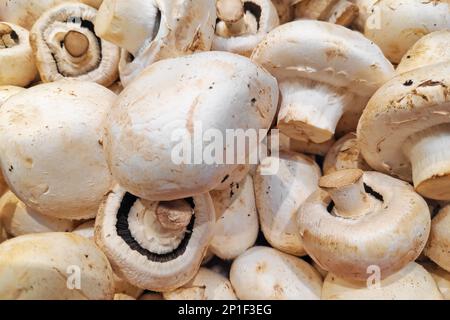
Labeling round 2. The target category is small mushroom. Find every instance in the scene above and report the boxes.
[425,205,450,272]
[104,51,278,201]
[294,0,359,27]
[0,0,104,30]
[0,80,116,219]
[298,169,431,281]
[0,191,76,237]
[323,132,370,175]
[230,246,323,300]
[361,0,450,64]
[422,262,450,300]
[254,151,321,256]
[280,132,335,156]
[163,267,237,300]
[94,185,215,292]
[322,262,443,300]
[0,232,115,300]
[358,62,450,200]
[0,22,37,87]
[213,0,279,56]
[397,30,450,75]
[30,3,120,86]
[209,175,259,260]
[95,0,217,85]
[252,20,394,143]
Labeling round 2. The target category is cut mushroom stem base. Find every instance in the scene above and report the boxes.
[403,124,450,200]
[319,169,373,218]
[277,79,351,143]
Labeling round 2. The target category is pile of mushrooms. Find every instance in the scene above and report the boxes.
[0,0,449,301]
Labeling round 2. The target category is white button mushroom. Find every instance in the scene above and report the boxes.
[425,205,450,272]
[252,20,394,143]
[95,0,217,86]
[0,232,115,300]
[298,169,431,281]
[0,191,76,237]
[322,262,443,300]
[213,0,280,57]
[0,80,116,220]
[163,267,237,300]
[323,132,371,175]
[0,22,37,87]
[209,175,259,260]
[95,185,215,292]
[361,0,450,64]
[254,151,321,256]
[0,0,104,30]
[422,262,450,300]
[358,62,450,200]
[104,51,278,201]
[230,246,323,300]
[30,3,120,87]
[294,0,359,27]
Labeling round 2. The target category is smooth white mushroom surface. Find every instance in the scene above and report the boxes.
[425,205,450,273]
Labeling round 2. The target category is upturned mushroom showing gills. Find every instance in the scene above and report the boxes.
[254,151,321,256]
[0,22,37,87]
[230,246,323,300]
[95,185,215,292]
[251,20,394,144]
[297,169,431,281]
[0,232,115,300]
[0,80,115,220]
[358,63,450,201]
[322,262,443,300]
[0,191,75,237]
[213,0,279,57]
[30,3,120,86]
[104,51,278,201]
[0,0,104,30]
[425,205,450,272]
[95,0,217,86]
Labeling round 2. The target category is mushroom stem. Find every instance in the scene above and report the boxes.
[216,8,258,38]
[403,124,450,200]
[217,0,244,23]
[0,23,18,48]
[64,31,89,57]
[319,169,372,218]
[277,78,352,143]
[155,200,193,231]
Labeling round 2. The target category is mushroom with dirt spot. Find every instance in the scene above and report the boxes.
[298,169,431,281]
[0,22,37,87]
[252,20,394,144]
[94,185,216,292]
[30,3,120,86]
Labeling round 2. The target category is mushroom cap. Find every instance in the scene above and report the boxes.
[230,246,322,300]
[209,175,259,260]
[251,20,394,98]
[363,0,450,64]
[322,262,443,300]
[0,232,114,300]
[0,0,103,29]
[0,80,115,219]
[105,51,278,201]
[425,205,450,272]
[112,272,144,298]
[358,62,450,184]
[254,151,321,256]
[212,0,280,57]
[94,185,216,292]
[163,267,237,300]
[0,191,76,237]
[397,30,450,75]
[271,0,296,24]
[0,22,37,87]
[323,132,371,175]
[30,3,120,86]
[72,220,95,239]
[279,132,335,156]
[350,0,378,31]
[298,171,431,281]
[422,262,450,300]
[117,0,217,85]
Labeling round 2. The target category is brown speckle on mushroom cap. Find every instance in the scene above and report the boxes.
[94,185,215,292]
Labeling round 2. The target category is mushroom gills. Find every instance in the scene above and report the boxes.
[116,192,196,263]
[403,124,450,200]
